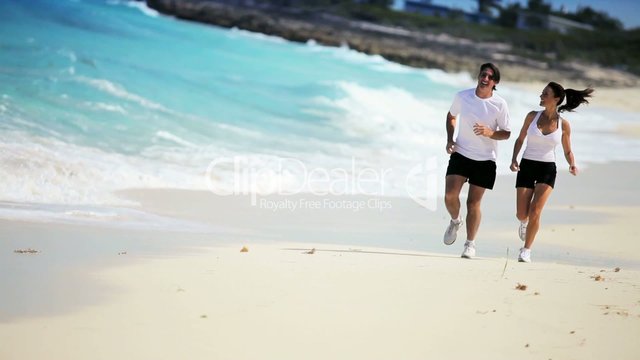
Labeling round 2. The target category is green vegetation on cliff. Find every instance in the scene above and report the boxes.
[253,0,639,76]
[333,2,640,76]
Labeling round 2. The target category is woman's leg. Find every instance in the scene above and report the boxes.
[524,183,554,249]
[516,187,534,222]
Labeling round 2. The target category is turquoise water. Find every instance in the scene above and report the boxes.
[1,0,639,210]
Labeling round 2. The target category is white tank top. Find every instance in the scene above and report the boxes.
[522,111,562,163]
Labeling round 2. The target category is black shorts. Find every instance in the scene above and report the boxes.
[515,158,557,189]
[446,152,497,190]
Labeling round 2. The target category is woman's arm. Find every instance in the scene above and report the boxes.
[561,118,578,175]
[510,111,536,172]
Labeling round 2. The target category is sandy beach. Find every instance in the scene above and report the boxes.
[2,244,638,360]
[1,161,639,359]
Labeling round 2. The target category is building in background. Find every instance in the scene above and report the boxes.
[515,10,594,33]
[401,0,493,24]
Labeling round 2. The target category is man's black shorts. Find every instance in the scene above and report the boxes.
[446,152,497,190]
[515,158,557,189]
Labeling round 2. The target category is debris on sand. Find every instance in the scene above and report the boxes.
[515,283,527,291]
[14,248,40,254]
[304,248,316,255]
[240,246,249,253]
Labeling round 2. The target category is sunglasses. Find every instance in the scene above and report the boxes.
[479,71,495,81]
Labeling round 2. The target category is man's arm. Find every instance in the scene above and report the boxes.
[473,123,510,140]
[446,112,456,154]
[490,130,511,140]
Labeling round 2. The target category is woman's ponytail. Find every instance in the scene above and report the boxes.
[558,87,594,113]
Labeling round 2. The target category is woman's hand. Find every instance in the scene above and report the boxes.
[569,164,578,176]
[510,160,520,172]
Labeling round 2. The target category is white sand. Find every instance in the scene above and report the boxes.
[1,161,639,359]
[1,244,638,360]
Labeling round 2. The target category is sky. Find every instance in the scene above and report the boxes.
[393,0,640,29]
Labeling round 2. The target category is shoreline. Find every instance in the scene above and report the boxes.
[146,0,640,88]
[1,161,638,268]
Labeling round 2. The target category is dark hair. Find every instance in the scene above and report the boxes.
[480,62,500,90]
[547,81,594,113]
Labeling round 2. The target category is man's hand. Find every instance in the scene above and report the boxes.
[446,141,455,154]
[473,123,494,137]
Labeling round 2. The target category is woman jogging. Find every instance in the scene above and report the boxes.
[510,81,593,263]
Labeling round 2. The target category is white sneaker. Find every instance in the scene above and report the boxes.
[518,247,531,263]
[443,219,463,245]
[518,222,527,242]
[461,240,476,259]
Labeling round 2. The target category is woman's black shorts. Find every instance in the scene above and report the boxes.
[446,152,497,190]
[515,158,557,189]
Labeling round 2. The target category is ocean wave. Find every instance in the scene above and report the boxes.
[303,42,414,74]
[317,81,445,145]
[64,209,120,219]
[83,101,127,114]
[0,130,206,206]
[0,124,443,207]
[107,0,160,18]
[228,27,287,43]
[215,123,266,140]
[5,120,637,214]
[56,49,77,63]
[308,80,554,175]
[75,76,170,112]
[0,201,217,232]
[154,130,197,148]
[370,61,414,74]
[0,103,63,137]
[424,69,474,87]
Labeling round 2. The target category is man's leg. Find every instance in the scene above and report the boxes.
[444,175,467,220]
[443,175,467,245]
[465,184,487,241]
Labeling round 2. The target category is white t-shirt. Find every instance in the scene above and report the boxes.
[449,88,511,161]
